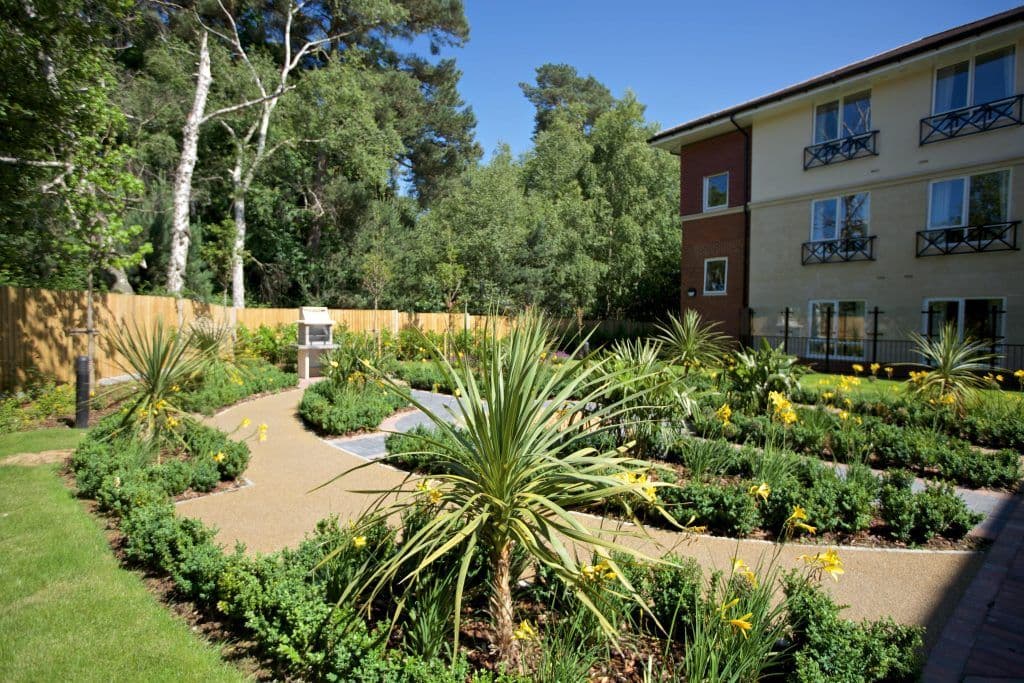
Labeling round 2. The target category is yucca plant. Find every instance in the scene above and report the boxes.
[909,323,997,414]
[110,318,213,441]
[655,310,732,372]
[322,313,684,668]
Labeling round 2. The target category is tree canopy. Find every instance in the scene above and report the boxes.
[0,0,680,321]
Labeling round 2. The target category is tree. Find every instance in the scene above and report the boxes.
[520,63,615,136]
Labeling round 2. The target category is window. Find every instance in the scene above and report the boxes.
[703,258,727,295]
[814,91,871,142]
[811,192,870,241]
[928,170,1010,235]
[807,300,866,359]
[934,46,1016,113]
[703,173,729,211]
[923,298,1005,342]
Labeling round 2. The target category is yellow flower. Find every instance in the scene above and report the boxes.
[785,505,816,535]
[822,391,835,401]
[329,360,339,368]
[258,423,268,442]
[213,451,225,463]
[839,410,849,421]
[453,388,462,398]
[240,417,251,428]
[353,536,367,549]
[851,363,864,374]
[799,549,845,581]
[719,597,739,618]
[789,505,808,521]
[995,374,1004,383]
[733,558,758,587]
[1015,369,1024,379]
[513,620,538,641]
[940,393,956,406]
[728,613,754,638]
[165,416,179,428]
[885,366,894,379]
[869,362,880,376]
[715,403,733,425]
[748,482,771,502]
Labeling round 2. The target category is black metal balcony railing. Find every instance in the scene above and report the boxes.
[916,221,1020,257]
[803,130,879,169]
[801,235,876,265]
[919,94,1023,145]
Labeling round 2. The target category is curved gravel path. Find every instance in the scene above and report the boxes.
[175,387,1024,643]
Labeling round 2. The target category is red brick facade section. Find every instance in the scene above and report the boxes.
[678,129,750,338]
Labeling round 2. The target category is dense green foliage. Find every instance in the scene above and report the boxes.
[175,358,296,415]
[1,2,679,320]
[298,378,408,435]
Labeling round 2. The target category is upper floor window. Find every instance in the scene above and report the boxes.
[703,172,729,211]
[811,192,870,241]
[934,46,1016,114]
[928,170,1010,228]
[814,91,871,143]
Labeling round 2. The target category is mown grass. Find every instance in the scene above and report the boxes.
[0,428,85,459]
[0,465,246,682]
[801,372,1023,404]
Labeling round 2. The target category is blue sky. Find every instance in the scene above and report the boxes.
[435,1,1022,158]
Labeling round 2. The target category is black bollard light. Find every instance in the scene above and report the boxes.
[75,355,90,429]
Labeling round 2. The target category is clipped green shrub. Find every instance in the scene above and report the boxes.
[299,379,407,435]
[181,419,250,480]
[879,472,982,543]
[663,481,759,536]
[176,358,296,415]
[393,360,456,393]
[784,572,923,682]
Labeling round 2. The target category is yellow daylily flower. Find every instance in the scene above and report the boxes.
[513,621,538,641]
[851,363,864,374]
[352,536,367,549]
[728,613,754,638]
[748,482,771,502]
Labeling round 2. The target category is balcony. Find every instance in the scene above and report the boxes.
[801,235,876,265]
[919,94,1023,145]
[803,130,878,170]
[916,221,1020,257]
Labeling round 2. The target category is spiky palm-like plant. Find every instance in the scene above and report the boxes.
[110,318,213,441]
[324,314,681,668]
[909,323,998,413]
[655,310,732,372]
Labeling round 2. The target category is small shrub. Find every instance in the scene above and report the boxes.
[879,473,982,543]
[664,481,759,536]
[393,361,456,394]
[299,379,407,435]
[181,420,251,480]
[784,572,924,682]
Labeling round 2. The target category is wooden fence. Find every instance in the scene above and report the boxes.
[0,286,653,389]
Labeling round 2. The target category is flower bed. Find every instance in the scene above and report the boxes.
[70,414,925,682]
[175,358,296,416]
[298,376,408,436]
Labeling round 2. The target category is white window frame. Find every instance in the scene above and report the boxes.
[932,45,1016,114]
[702,172,729,212]
[921,296,1006,342]
[926,168,1012,230]
[808,192,871,242]
[702,257,728,296]
[805,299,867,360]
[812,90,872,143]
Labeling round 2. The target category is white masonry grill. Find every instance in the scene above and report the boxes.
[296,306,336,379]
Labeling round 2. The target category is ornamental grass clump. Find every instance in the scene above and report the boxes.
[654,310,731,372]
[321,313,688,668]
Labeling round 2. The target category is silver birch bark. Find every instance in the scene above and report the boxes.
[166,31,211,295]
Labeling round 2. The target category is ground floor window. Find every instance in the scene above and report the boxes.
[923,297,1005,341]
[807,300,865,358]
[703,257,727,295]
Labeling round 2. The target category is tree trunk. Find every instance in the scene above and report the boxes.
[86,270,96,388]
[230,158,246,308]
[490,541,518,669]
[167,31,212,295]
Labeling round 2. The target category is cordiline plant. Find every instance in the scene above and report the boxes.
[110,318,214,443]
[320,313,685,669]
[655,310,732,372]
[908,322,998,414]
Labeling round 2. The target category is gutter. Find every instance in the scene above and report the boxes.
[729,114,752,330]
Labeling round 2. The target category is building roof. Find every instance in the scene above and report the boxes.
[648,6,1024,148]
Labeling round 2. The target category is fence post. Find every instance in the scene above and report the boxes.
[990,304,1000,368]
[824,304,833,373]
[75,355,90,429]
[783,307,790,354]
[870,306,881,365]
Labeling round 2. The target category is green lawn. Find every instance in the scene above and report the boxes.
[0,428,85,459]
[0,465,247,682]
[801,373,906,401]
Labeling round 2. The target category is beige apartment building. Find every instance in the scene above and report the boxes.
[651,8,1024,369]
